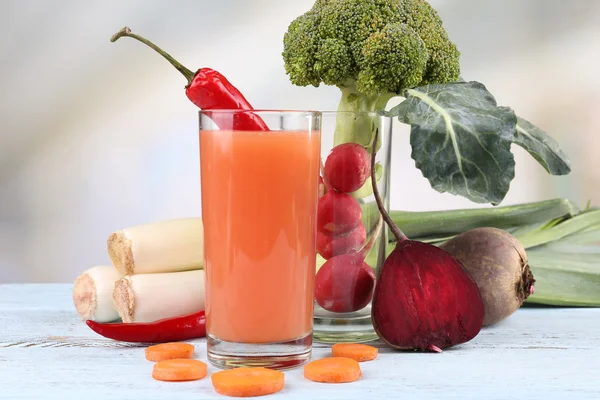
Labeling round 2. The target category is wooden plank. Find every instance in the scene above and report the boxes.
[1,284,599,399]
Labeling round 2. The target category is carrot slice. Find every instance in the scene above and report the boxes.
[152,359,207,381]
[304,357,361,383]
[145,342,194,362]
[332,343,378,362]
[211,367,284,397]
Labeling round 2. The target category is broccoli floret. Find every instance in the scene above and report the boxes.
[282,12,321,87]
[403,0,460,84]
[282,0,460,148]
[357,23,429,95]
[315,38,353,86]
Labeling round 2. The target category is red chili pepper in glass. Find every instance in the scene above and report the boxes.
[86,310,206,343]
[110,27,268,131]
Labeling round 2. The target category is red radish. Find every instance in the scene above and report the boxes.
[317,191,362,237]
[317,223,366,260]
[318,176,326,198]
[369,129,484,353]
[315,254,376,313]
[324,143,371,193]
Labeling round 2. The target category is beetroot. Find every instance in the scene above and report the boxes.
[324,143,371,193]
[440,227,535,326]
[317,191,362,237]
[317,223,366,260]
[369,130,485,352]
[373,240,485,351]
[315,254,376,313]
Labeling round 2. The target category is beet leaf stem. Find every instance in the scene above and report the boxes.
[370,127,407,242]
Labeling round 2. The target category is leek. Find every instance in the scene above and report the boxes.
[386,198,600,306]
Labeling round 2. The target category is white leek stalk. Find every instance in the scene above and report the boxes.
[73,265,121,322]
[107,218,203,275]
[112,269,205,323]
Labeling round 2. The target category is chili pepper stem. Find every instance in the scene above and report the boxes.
[110,26,196,84]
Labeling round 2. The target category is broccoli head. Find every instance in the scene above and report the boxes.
[282,0,460,96]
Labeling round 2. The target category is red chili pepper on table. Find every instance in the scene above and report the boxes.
[86,311,206,343]
[110,27,269,131]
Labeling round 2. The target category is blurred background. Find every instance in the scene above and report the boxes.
[0,0,598,283]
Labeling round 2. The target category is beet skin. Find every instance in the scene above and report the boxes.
[441,227,535,326]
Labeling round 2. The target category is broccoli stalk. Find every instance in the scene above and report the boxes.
[282,0,461,150]
[334,86,395,152]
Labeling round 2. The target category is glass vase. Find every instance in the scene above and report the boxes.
[312,111,392,343]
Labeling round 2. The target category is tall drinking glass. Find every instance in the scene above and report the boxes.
[199,110,321,370]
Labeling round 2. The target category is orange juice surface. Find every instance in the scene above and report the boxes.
[200,129,321,344]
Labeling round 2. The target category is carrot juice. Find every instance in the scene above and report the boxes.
[200,127,321,344]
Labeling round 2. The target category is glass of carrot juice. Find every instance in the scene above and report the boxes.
[199,110,322,370]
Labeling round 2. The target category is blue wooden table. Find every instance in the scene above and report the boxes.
[1,284,599,399]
